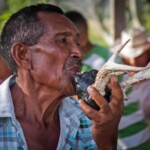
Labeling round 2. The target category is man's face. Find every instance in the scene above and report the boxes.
[29,12,83,96]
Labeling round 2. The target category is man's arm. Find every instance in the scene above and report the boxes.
[78,76,124,150]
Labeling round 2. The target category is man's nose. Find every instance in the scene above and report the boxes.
[71,44,84,59]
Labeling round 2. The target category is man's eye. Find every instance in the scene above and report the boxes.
[58,38,68,44]
[62,38,68,43]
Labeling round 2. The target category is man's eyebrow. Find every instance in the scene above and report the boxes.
[55,32,80,38]
[55,32,72,37]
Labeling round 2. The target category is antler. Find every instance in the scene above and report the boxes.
[121,62,150,97]
[93,39,150,97]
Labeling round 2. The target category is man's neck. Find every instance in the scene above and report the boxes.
[10,75,63,126]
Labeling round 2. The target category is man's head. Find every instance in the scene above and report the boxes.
[121,27,150,67]
[111,27,150,67]
[1,4,83,95]
[1,3,63,73]
[65,11,88,48]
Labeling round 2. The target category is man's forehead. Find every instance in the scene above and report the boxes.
[38,11,62,20]
[38,12,80,36]
[38,12,71,26]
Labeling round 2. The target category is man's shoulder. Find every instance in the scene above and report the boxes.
[60,97,85,116]
[0,75,15,117]
[60,97,91,122]
[59,97,96,149]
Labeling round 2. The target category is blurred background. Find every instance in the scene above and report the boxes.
[0,0,150,48]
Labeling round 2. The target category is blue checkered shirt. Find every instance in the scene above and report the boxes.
[0,76,97,150]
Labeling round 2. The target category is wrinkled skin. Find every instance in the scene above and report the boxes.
[11,12,83,150]
[79,77,123,149]
[28,12,83,96]
[10,12,124,150]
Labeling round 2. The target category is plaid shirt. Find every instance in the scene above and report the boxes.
[0,76,97,150]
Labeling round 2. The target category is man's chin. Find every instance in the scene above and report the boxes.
[66,76,76,96]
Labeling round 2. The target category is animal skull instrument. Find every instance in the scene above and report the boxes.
[74,39,150,110]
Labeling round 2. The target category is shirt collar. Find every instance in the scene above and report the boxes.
[0,75,16,118]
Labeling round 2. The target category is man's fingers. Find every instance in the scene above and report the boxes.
[87,86,111,113]
[78,99,99,119]
[109,76,124,106]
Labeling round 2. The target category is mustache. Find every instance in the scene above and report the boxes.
[66,58,82,68]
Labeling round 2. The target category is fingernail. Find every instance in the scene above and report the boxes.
[78,99,82,103]
[87,86,93,92]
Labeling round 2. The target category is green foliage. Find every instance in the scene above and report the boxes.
[141,0,150,36]
[6,0,49,13]
[89,30,108,48]
[0,12,10,33]
[0,0,49,33]
[142,14,150,36]
[0,0,150,41]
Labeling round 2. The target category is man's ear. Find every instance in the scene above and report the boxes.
[11,43,31,70]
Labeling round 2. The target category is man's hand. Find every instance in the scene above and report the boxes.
[78,76,124,150]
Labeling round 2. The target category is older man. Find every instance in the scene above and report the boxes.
[0,4,123,150]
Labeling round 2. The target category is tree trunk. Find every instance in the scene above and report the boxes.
[128,0,142,27]
[109,0,126,43]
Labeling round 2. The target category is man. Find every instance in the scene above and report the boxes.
[65,11,110,72]
[0,4,123,150]
[111,27,150,149]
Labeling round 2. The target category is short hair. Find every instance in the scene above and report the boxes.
[65,11,87,34]
[0,3,64,73]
